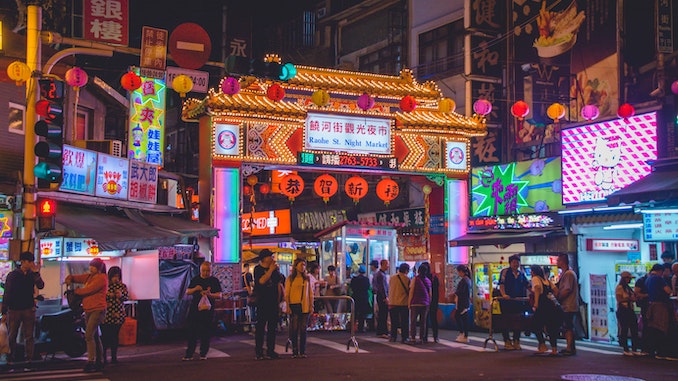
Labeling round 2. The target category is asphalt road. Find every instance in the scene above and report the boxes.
[1,329,675,381]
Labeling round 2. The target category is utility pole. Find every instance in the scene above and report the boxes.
[21,5,41,253]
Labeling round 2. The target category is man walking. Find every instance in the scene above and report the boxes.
[556,253,579,356]
[1,251,45,366]
[388,263,411,343]
[371,259,389,338]
[498,255,530,350]
[182,262,222,361]
[253,249,283,360]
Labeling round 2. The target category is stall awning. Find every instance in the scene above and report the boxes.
[449,230,557,247]
[56,205,187,251]
[607,170,678,206]
[139,212,219,238]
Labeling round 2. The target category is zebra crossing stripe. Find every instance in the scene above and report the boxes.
[306,337,370,353]
[360,336,434,352]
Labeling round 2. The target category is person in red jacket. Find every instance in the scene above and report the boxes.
[66,258,108,373]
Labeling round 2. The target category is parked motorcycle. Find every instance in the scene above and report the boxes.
[34,289,87,359]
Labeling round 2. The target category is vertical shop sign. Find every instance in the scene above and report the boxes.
[589,274,609,342]
[467,35,503,78]
[83,0,129,46]
[128,73,166,166]
[471,127,501,165]
[128,161,158,204]
[465,0,506,33]
[658,0,673,53]
[140,26,168,79]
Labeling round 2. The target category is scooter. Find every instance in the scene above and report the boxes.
[34,289,87,359]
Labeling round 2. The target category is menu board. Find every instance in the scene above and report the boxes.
[643,212,678,241]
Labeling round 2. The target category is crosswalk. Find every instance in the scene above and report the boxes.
[0,367,108,381]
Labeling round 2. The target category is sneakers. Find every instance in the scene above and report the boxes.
[623,351,634,357]
[536,343,548,354]
[255,355,265,360]
[181,356,194,361]
[504,340,515,350]
[455,335,469,343]
[514,340,522,350]
[266,352,280,360]
[559,349,576,356]
[634,351,649,357]
[199,356,207,360]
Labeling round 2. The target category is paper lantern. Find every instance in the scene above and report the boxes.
[439,98,456,113]
[345,176,368,203]
[246,175,258,186]
[672,80,678,95]
[511,100,529,120]
[399,95,417,112]
[546,102,566,122]
[7,61,31,86]
[311,89,330,106]
[473,99,492,115]
[221,77,240,95]
[259,183,271,195]
[243,185,252,196]
[617,103,635,120]
[280,173,305,201]
[357,93,375,111]
[581,104,600,121]
[313,174,338,203]
[121,71,142,91]
[376,178,399,206]
[172,74,193,98]
[267,84,285,101]
[65,67,88,89]
[280,63,297,81]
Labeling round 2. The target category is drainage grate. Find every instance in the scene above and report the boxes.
[561,375,646,381]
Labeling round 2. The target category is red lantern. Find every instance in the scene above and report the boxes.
[511,100,529,120]
[399,95,417,112]
[121,71,142,91]
[345,176,368,203]
[280,173,304,201]
[243,185,252,196]
[313,174,338,203]
[259,183,271,195]
[267,84,285,101]
[617,103,635,120]
[376,178,399,206]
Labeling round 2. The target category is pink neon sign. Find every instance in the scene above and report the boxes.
[561,112,657,204]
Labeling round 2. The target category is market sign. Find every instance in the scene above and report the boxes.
[643,212,678,241]
[471,157,563,217]
[304,112,391,155]
[445,141,468,171]
[95,153,129,199]
[60,145,97,195]
[39,237,62,259]
[241,209,291,236]
[128,73,166,166]
[83,0,129,46]
[375,208,425,229]
[561,112,657,204]
[586,239,639,252]
[128,160,158,204]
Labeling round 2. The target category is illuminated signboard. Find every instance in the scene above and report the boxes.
[60,145,97,195]
[643,213,678,241]
[214,123,241,156]
[83,0,129,46]
[561,112,657,204]
[128,73,166,166]
[468,214,557,231]
[241,209,292,236]
[298,152,397,170]
[446,141,468,171]
[39,237,62,259]
[63,238,107,257]
[471,157,563,217]
[304,112,391,155]
[0,211,13,239]
[95,153,129,199]
[214,167,240,263]
[128,160,158,204]
[586,239,639,252]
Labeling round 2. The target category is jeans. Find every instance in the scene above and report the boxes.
[84,310,105,363]
[425,304,439,340]
[376,298,389,336]
[255,305,278,356]
[7,308,36,361]
[455,306,470,337]
[389,306,409,341]
[616,307,639,351]
[288,312,309,355]
[185,311,214,357]
[409,305,429,341]
[101,323,122,360]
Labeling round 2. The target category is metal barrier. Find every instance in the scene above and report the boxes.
[483,297,530,352]
[285,295,359,353]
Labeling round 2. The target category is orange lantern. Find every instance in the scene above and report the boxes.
[313,174,338,203]
[546,102,566,123]
[345,176,368,203]
[121,71,142,91]
[280,173,304,201]
[246,175,258,186]
[376,178,399,206]
[259,183,271,194]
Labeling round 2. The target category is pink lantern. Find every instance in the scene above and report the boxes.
[357,93,375,111]
[671,80,678,95]
[65,67,88,89]
[221,77,240,95]
[473,99,492,116]
[580,104,600,121]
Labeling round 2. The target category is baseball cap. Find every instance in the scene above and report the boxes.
[369,260,379,268]
[258,249,274,260]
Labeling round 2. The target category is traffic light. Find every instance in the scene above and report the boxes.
[224,55,297,81]
[36,198,56,232]
[33,99,64,185]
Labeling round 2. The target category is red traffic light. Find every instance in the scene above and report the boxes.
[37,199,56,217]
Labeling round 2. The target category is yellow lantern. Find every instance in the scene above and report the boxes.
[7,61,31,86]
[546,102,566,122]
[311,89,330,107]
[172,74,193,98]
[438,98,456,113]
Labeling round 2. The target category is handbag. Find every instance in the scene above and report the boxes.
[65,288,84,315]
[198,294,212,311]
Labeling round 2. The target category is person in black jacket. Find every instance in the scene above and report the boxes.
[420,262,440,343]
[350,265,371,333]
[454,265,472,343]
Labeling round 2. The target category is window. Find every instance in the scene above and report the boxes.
[359,45,402,75]
[8,102,25,135]
[75,108,93,141]
[417,20,465,78]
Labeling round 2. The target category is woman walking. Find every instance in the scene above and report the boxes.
[408,263,432,344]
[285,258,313,358]
[101,266,128,364]
[530,265,561,355]
[66,258,108,372]
[454,265,472,343]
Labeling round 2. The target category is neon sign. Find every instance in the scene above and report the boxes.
[128,73,166,166]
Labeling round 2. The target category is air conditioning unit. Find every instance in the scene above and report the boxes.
[74,140,123,157]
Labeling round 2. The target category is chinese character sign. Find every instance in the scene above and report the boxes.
[140,26,168,71]
[128,74,166,166]
[472,157,563,217]
[95,153,129,199]
[60,145,97,195]
[83,0,129,46]
[128,160,158,204]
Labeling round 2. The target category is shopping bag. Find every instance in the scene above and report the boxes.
[198,294,212,311]
[0,321,9,354]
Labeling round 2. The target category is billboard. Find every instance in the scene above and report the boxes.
[561,112,657,204]
[471,157,563,217]
[95,153,129,200]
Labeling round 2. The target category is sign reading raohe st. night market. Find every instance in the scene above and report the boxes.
[472,157,563,217]
[304,112,391,155]
[128,73,166,166]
